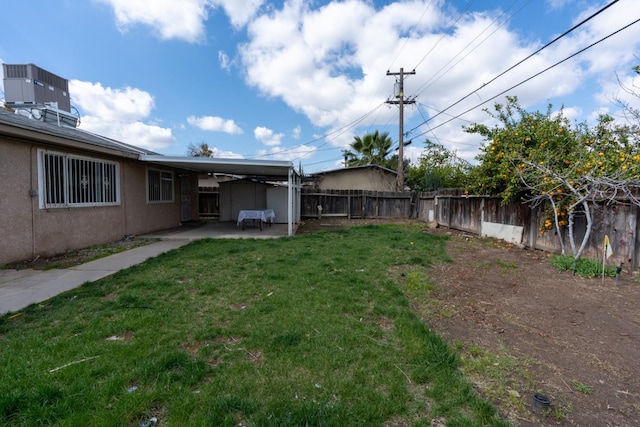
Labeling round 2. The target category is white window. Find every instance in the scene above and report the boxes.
[147,168,174,203]
[38,150,120,208]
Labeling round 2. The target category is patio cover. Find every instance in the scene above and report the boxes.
[138,155,301,235]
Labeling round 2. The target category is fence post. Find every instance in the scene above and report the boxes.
[629,205,638,269]
[529,205,538,250]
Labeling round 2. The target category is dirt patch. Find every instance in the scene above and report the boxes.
[298,219,640,426]
[2,237,155,270]
[423,228,640,426]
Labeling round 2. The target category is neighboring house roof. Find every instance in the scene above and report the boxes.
[311,164,398,176]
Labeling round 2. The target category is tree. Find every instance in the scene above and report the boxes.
[187,142,214,157]
[346,130,395,169]
[465,96,640,268]
[406,139,471,191]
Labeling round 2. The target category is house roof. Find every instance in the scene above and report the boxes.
[0,108,296,180]
[139,155,295,180]
[0,108,156,159]
[311,164,398,176]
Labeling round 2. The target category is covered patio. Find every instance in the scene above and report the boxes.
[138,155,301,236]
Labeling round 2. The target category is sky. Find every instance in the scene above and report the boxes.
[1,0,640,173]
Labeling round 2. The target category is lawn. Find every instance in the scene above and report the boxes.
[0,224,507,426]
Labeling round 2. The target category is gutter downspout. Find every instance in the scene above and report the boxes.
[31,145,37,258]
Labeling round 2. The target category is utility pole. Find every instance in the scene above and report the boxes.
[386,68,415,191]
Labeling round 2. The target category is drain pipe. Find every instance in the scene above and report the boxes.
[30,145,38,259]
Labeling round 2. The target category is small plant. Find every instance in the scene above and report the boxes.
[550,255,616,278]
[495,260,517,269]
[571,380,593,394]
[495,260,517,271]
[551,400,573,420]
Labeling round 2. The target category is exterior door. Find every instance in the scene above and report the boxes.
[180,176,191,223]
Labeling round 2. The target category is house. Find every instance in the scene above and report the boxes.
[0,109,300,265]
[310,165,398,191]
[0,107,200,265]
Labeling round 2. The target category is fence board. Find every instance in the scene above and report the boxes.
[301,188,640,268]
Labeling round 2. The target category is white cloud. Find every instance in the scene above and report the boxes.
[238,0,640,162]
[209,147,244,159]
[254,126,283,146]
[82,0,640,164]
[215,0,265,28]
[98,0,264,43]
[255,144,317,161]
[80,116,175,150]
[98,0,211,43]
[70,80,175,151]
[291,125,301,139]
[187,115,243,134]
[557,106,583,122]
[218,50,232,71]
[594,69,640,122]
[546,0,575,11]
[70,80,154,121]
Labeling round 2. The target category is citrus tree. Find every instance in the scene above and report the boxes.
[465,96,640,266]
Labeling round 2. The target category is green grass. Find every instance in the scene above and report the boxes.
[3,238,157,270]
[571,380,593,395]
[550,255,617,278]
[0,224,508,426]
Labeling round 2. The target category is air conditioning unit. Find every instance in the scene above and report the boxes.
[3,63,71,112]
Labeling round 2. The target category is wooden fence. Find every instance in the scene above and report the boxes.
[300,189,415,219]
[198,187,219,217]
[301,188,640,270]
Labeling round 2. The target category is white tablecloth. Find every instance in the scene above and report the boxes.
[237,209,275,226]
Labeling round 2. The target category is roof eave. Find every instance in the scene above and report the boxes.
[0,121,141,160]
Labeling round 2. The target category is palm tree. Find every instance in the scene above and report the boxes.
[187,142,213,157]
[347,131,393,168]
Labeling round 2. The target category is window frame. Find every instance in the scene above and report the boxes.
[146,167,175,203]
[37,149,121,209]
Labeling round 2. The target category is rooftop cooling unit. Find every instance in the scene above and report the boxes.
[3,63,78,127]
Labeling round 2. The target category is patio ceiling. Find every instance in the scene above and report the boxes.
[138,155,296,179]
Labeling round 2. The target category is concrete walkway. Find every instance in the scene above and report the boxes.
[0,221,292,315]
[0,240,189,315]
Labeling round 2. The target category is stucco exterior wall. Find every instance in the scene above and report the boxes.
[0,140,36,264]
[0,138,197,265]
[121,161,185,235]
[316,168,397,191]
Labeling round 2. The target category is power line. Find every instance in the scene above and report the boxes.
[407,0,621,136]
[410,14,640,140]
[417,102,474,124]
[412,0,477,71]
[411,0,531,98]
[387,0,438,72]
[244,103,386,160]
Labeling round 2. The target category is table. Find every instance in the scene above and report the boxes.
[237,209,275,230]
